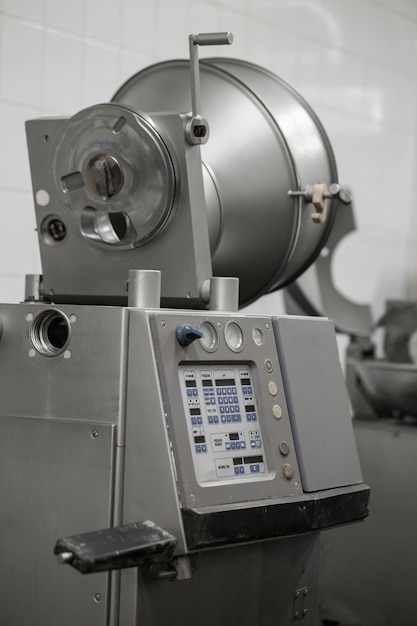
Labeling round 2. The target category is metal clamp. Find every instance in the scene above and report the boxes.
[186,32,233,145]
[288,182,352,224]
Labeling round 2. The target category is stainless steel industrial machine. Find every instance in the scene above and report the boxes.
[0,33,369,626]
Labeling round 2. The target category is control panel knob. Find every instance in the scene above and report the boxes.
[176,324,203,346]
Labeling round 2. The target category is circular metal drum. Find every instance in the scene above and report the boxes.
[112,58,338,306]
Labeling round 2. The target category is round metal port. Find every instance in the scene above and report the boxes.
[30,309,71,356]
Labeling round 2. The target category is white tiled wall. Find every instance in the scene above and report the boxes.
[0,0,416,325]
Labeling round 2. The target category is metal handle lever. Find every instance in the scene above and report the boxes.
[191,32,234,47]
[186,31,233,145]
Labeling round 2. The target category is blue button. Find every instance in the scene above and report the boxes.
[239,466,244,474]
[242,386,247,394]
[232,415,239,422]
[230,442,236,450]
[225,406,230,413]
[226,443,231,450]
[202,444,207,453]
[247,414,252,422]
[197,417,203,424]
[220,406,225,414]
[211,398,215,405]
[236,441,241,449]
[236,414,241,422]
[191,417,197,425]
[252,414,257,421]
[227,388,232,395]
[251,441,256,448]
[256,440,261,448]
[221,416,227,423]
[193,389,198,396]
[233,396,239,403]
[250,464,259,473]
[248,386,253,394]
[208,416,213,424]
[234,467,240,475]
[241,442,246,449]
[232,388,237,395]
[226,416,232,423]
[187,389,193,397]
[217,389,221,395]
[214,416,219,423]
[196,445,201,453]
[222,389,227,395]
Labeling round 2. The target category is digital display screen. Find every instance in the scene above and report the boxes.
[189,408,201,416]
[240,378,251,385]
[233,457,243,465]
[194,435,205,444]
[202,379,213,387]
[244,455,263,464]
[245,405,255,412]
[229,432,239,441]
[185,380,197,388]
[215,378,236,386]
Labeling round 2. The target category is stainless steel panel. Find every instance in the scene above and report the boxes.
[134,535,320,626]
[319,419,417,625]
[0,303,124,422]
[26,113,213,308]
[0,416,116,626]
[273,316,363,492]
[122,309,188,555]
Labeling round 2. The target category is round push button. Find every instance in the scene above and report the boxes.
[268,381,278,396]
[272,404,283,419]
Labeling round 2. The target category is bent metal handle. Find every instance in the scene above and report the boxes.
[188,32,233,121]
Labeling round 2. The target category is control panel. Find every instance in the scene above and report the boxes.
[150,311,303,509]
[179,364,268,484]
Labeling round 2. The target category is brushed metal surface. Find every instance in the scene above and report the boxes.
[0,416,116,626]
[112,58,338,305]
[0,303,124,421]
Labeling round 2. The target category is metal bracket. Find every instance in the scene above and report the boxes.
[293,587,309,621]
[288,182,352,224]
